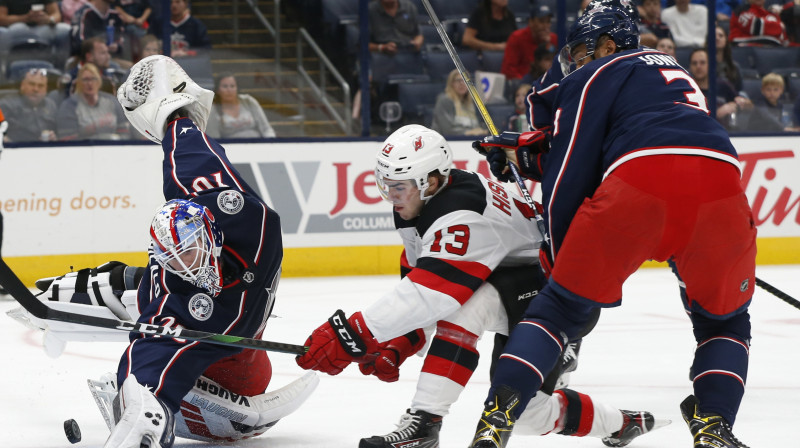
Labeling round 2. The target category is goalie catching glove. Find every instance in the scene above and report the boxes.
[117,55,214,144]
[296,310,379,375]
[472,131,549,182]
[359,329,426,382]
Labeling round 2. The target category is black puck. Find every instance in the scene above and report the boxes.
[64,419,81,444]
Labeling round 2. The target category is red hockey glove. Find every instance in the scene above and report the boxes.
[296,310,378,375]
[473,131,549,182]
[359,329,426,382]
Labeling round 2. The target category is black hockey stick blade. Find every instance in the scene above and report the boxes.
[0,212,307,355]
[755,276,800,311]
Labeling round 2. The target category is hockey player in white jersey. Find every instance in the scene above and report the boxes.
[296,124,668,447]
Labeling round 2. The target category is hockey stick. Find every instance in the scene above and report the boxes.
[0,212,307,355]
[420,0,548,239]
[755,276,800,311]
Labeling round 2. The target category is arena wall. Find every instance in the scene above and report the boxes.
[0,136,797,285]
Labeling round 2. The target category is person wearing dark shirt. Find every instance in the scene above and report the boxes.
[148,0,210,57]
[368,0,423,55]
[70,0,127,56]
[689,48,752,130]
[461,0,517,52]
[0,68,58,142]
[638,0,672,47]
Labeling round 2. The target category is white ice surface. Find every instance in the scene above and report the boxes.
[2,266,798,447]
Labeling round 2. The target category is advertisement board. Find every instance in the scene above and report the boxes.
[0,136,797,283]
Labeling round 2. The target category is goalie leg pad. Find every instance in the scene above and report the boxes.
[104,374,176,448]
[174,372,319,442]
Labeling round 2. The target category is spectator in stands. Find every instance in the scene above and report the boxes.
[507,83,532,132]
[711,24,744,92]
[115,0,152,59]
[780,0,800,44]
[0,0,71,51]
[71,0,127,58]
[0,68,58,142]
[747,72,793,131]
[656,35,677,57]
[368,0,423,55]
[689,48,752,130]
[520,44,554,84]
[148,0,210,58]
[206,73,276,139]
[56,63,129,140]
[730,0,789,46]
[461,0,517,52]
[431,69,486,136]
[661,0,707,47]
[501,4,557,80]
[138,34,162,60]
[638,0,672,47]
[63,37,126,97]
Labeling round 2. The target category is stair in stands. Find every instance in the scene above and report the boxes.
[190,0,348,137]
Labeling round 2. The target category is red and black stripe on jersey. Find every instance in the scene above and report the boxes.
[406,257,491,304]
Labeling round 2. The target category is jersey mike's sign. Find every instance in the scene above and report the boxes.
[0,136,797,282]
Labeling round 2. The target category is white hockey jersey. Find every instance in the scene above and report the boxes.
[363,170,544,342]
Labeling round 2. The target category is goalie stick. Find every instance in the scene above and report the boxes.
[0,212,307,355]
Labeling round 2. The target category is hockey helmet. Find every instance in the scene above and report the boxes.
[585,0,640,23]
[375,125,453,201]
[117,55,214,144]
[559,7,640,75]
[150,199,224,296]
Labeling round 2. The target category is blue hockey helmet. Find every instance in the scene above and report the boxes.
[585,0,640,23]
[559,7,640,75]
[150,199,224,296]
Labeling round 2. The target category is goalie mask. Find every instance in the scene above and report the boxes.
[117,55,214,144]
[375,125,453,201]
[150,199,224,296]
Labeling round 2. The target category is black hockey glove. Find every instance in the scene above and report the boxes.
[472,131,549,182]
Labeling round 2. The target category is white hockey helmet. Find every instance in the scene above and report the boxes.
[117,55,214,144]
[375,124,453,200]
[150,199,224,296]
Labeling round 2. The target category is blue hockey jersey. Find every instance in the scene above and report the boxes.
[537,48,741,259]
[117,118,283,412]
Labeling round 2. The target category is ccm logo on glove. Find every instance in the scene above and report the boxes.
[329,310,367,356]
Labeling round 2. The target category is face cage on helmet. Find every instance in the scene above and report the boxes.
[152,211,222,296]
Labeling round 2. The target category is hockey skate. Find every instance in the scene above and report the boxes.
[602,410,671,447]
[359,409,441,448]
[554,340,581,389]
[469,386,520,448]
[680,395,751,448]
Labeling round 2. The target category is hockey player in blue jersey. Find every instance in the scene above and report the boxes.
[20,55,317,447]
[470,9,756,448]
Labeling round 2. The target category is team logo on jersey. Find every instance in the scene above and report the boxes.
[381,143,394,155]
[242,271,255,283]
[413,136,423,151]
[189,293,214,321]
[217,190,244,215]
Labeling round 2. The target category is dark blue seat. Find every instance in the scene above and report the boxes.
[371,51,427,86]
[176,54,213,90]
[481,50,505,73]
[322,0,358,26]
[741,78,763,102]
[457,49,481,74]
[425,51,457,82]
[731,46,755,70]
[675,46,693,70]
[429,0,478,21]
[7,59,55,82]
[508,0,532,18]
[398,81,446,124]
[487,102,516,131]
[752,47,799,76]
